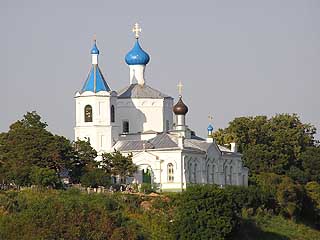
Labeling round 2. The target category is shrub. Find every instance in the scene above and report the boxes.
[276,177,303,219]
[304,181,320,227]
[139,183,154,194]
[30,167,61,188]
[225,185,274,213]
[173,185,240,240]
[0,189,145,240]
[80,168,110,188]
[255,173,303,219]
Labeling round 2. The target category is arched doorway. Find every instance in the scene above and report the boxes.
[142,168,151,184]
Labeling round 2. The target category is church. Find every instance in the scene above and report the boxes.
[74,23,248,191]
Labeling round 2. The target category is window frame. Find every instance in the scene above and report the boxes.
[111,105,115,123]
[167,163,174,182]
[84,105,93,122]
[122,120,129,133]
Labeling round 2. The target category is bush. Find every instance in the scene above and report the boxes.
[139,183,154,194]
[304,181,320,227]
[276,177,303,219]
[0,189,145,240]
[255,173,303,219]
[173,185,240,240]
[80,168,110,188]
[225,185,274,213]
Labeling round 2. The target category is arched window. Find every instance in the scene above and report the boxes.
[167,163,174,182]
[211,165,215,184]
[189,162,193,183]
[193,163,197,183]
[111,105,115,123]
[122,121,129,133]
[165,120,170,131]
[142,169,151,184]
[224,166,228,185]
[84,105,92,122]
[207,164,210,183]
[229,166,233,185]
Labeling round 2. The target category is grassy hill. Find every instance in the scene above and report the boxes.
[1,188,319,239]
[236,214,320,240]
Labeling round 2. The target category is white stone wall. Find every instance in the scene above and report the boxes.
[117,97,173,135]
[126,143,249,192]
[122,150,184,191]
[74,91,119,153]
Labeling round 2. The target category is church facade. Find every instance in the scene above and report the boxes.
[74,24,248,191]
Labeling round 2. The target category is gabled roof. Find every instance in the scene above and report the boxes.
[114,133,178,152]
[184,139,212,152]
[118,84,171,99]
[149,133,178,149]
[113,140,154,152]
[81,65,110,93]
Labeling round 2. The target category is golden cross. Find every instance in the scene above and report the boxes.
[93,33,97,42]
[177,81,183,96]
[132,23,142,39]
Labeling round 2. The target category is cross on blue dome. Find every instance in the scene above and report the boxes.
[91,41,99,54]
[125,39,150,65]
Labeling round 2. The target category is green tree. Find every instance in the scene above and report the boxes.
[30,166,61,188]
[300,147,320,183]
[0,112,78,186]
[102,150,137,183]
[69,140,97,183]
[213,114,316,175]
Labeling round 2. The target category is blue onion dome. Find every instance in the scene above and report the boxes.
[207,124,214,131]
[125,40,150,65]
[91,41,99,54]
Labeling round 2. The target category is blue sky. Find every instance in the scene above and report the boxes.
[1,0,319,140]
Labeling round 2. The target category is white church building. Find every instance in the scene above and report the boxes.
[74,24,248,191]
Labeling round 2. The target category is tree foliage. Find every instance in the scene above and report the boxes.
[0,189,144,240]
[0,112,97,186]
[30,166,60,188]
[300,147,320,183]
[80,168,110,188]
[213,114,317,180]
[254,173,304,219]
[69,140,97,183]
[102,150,137,183]
[304,181,320,227]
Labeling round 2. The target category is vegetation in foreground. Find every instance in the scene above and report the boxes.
[0,187,320,240]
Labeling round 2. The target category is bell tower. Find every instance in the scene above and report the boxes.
[74,38,119,154]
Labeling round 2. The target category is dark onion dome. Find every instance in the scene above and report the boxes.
[173,96,188,115]
[125,39,150,65]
